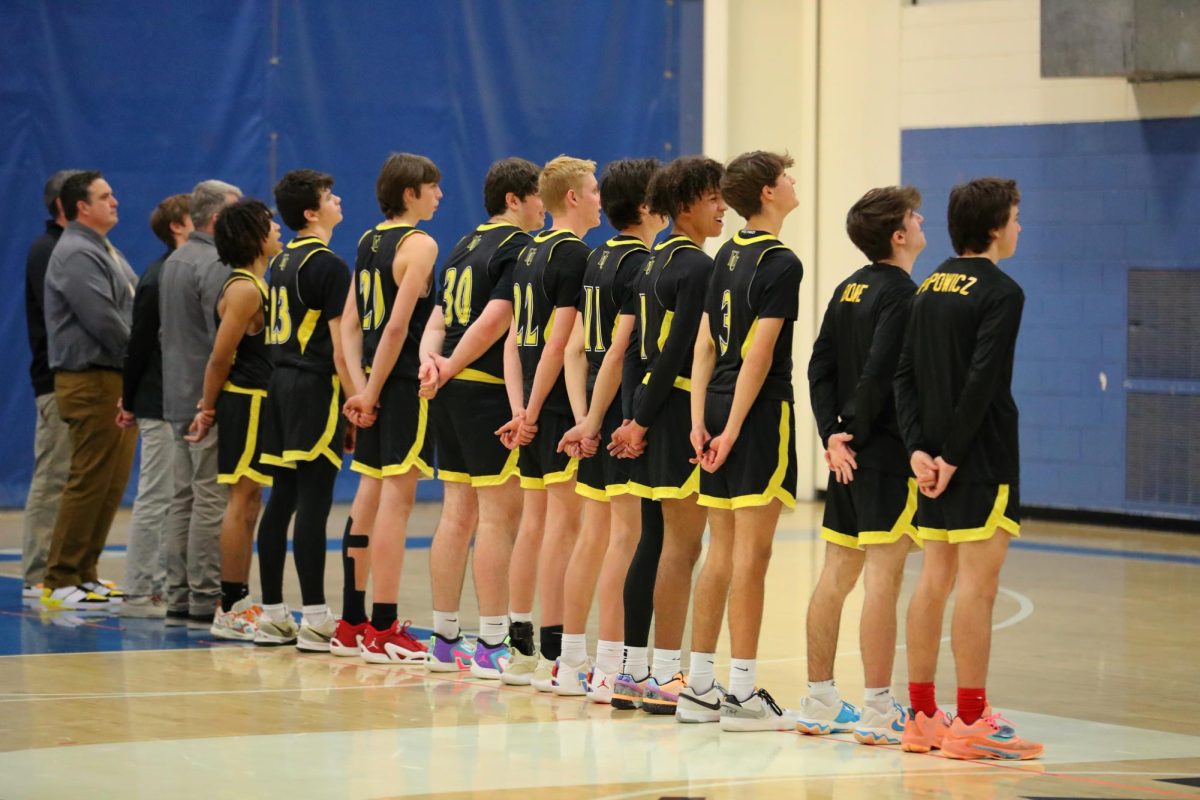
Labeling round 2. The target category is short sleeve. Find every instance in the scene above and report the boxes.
[550,240,588,308]
[751,248,802,320]
[488,233,528,302]
[299,250,351,318]
[614,249,650,312]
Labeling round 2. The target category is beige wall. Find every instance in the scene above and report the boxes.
[709,0,1200,494]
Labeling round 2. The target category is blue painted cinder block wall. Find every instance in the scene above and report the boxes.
[902,117,1200,518]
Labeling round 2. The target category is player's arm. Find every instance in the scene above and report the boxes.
[524,244,587,425]
[807,296,841,448]
[892,311,935,491]
[632,258,707,430]
[563,315,588,422]
[689,312,717,462]
[496,319,525,449]
[186,281,259,441]
[436,299,512,383]
[934,287,1024,491]
[585,314,635,432]
[357,234,439,407]
[339,275,368,395]
[842,286,914,448]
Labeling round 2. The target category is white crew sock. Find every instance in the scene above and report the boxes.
[561,633,588,665]
[729,657,757,702]
[864,686,893,713]
[263,603,289,623]
[687,651,716,694]
[479,615,508,646]
[808,679,839,703]
[433,609,460,639]
[624,646,649,680]
[302,604,333,626]
[652,648,681,681]
[596,640,623,675]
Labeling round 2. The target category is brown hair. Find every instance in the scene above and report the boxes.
[645,156,724,220]
[538,155,596,214]
[948,177,1020,255]
[377,153,441,218]
[845,186,922,262]
[720,151,793,219]
[149,193,191,249]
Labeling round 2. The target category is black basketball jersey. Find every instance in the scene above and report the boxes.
[354,222,434,381]
[706,231,803,402]
[437,222,531,381]
[808,261,915,475]
[631,234,712,427]
[266,236,350,374]
[217,269,273,391]
[579,234,650,393]
[511,229,589,414]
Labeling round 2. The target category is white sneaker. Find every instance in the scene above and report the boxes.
[531,656,556,692]
[82,580,125,603]
[720,688,797,732]
[254,610,300,646]
[676,681,725,723]
[587,666,617,704]
[297,614,337,652]
[794,694,861,735]
[552,657,591,696]
[211,597,260,641]
[22,583,44,600]
[41,585,110,610]
[500,650,538,686]
[854,700,908,745]
[122,595,168,618]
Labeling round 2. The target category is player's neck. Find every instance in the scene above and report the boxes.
[961,244,1000,264]
[745,208,784,237]
[297,224,331,243]
[879,250,916,274]
[490,210,524,229]
[619,223,658,248]
[245,254,269,279]
[549,211,591,239]
[385,212,422,229]
[671,220,707,247]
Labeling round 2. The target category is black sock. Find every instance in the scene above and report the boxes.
[371,603,397,631]
[220,582,248,613]
[540,624,564,661]
[509,620,535,656]
[343,591,367,625]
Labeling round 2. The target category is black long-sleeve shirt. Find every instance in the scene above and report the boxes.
[808,263,915,475]
[894,256,1024,484]
[122,251,170,419]
[24,221,63,396]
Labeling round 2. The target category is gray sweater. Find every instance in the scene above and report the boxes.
[158,231,229,422]
[44,222,136,372]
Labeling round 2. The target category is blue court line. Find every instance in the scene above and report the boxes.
[1009,539,1200,565]
[0,536,434,563]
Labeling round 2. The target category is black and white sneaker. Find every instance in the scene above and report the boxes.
[676,680,726,723]
[720,688,797,732]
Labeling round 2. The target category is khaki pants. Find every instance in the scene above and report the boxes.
[163,423,224,615]
[21,392,72,585]
[123,418,173,597]
[44,370,137,590]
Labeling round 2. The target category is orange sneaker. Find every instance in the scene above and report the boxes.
[941,708,1044,760]
[901,708,952,753]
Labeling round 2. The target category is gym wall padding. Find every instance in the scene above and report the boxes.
[0,1,703,506]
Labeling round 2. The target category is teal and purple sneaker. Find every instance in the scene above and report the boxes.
[470,640,511,680]
[612,672,650,710]
[427,633,475,673]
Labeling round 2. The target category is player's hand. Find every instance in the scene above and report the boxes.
[115,398,137,429]
[702,430,737,473]
[688,424,711,465]
[826,432,857,484]
[516,415,539,446]
[929,456,957,498]
[910,450,938,496]
[431,353,455,388]
[496,410,525,450]
[184,407,215,443]
[344,393,378,429]
[609,420,647,459]
[558,421,600,458]
[417,358,439,399]
[343,423,357,454]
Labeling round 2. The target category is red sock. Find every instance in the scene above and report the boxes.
[957,687,987,725]
[908,682,937,718]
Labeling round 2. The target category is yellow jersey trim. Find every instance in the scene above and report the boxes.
[452,368,505,385]
[468,447,521,487]
[519,457,579,490]
[732,232,779,246]
[259,375,342,469]
[217,389,273,488]
[640,372,692,393]
[819,527,863,550]
[656,309,674,351]
[575,482,610,503]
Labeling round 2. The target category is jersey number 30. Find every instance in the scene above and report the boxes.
[442,266,473,327]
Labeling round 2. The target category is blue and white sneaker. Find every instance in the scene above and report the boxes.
[794,695,861,735]
[427,633,475,672]
[552,657,591,696]
[853,700,908,745]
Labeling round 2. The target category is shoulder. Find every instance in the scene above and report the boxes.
[306,247,349,271]
[760,245,802,273]
[399,229,438,258]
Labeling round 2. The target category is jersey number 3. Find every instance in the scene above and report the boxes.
[718,289,732,355]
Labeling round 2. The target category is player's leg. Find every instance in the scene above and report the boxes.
[676,506,733,723]
[332,475,378,656]
[292,457,339,651]
[361,469,426,663]
[556,496,610,695]
[501,486,546,684]
[901,537,956,752]
[255,467,300,646]
[427,480,478,671]
[211,476,262,640]
[587,492,639,702]
[612,498,663,709]
[470,477,522,678]
[531,478,582,691]
[641,495,706,715]
[852,538,910,744]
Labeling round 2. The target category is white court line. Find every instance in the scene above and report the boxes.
[0,681,429,703]
[756,584,1035,665]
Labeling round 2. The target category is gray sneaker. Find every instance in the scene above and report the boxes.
[254,611,300,646]
[297,615,337,652]
[121,595,167,618]
[720,688,796,732]
[500,649,538,685]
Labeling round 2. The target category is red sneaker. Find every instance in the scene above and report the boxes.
[361,620,429,664]
[330,619,369,657]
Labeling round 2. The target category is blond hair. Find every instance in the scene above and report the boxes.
[538,155,596,213]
